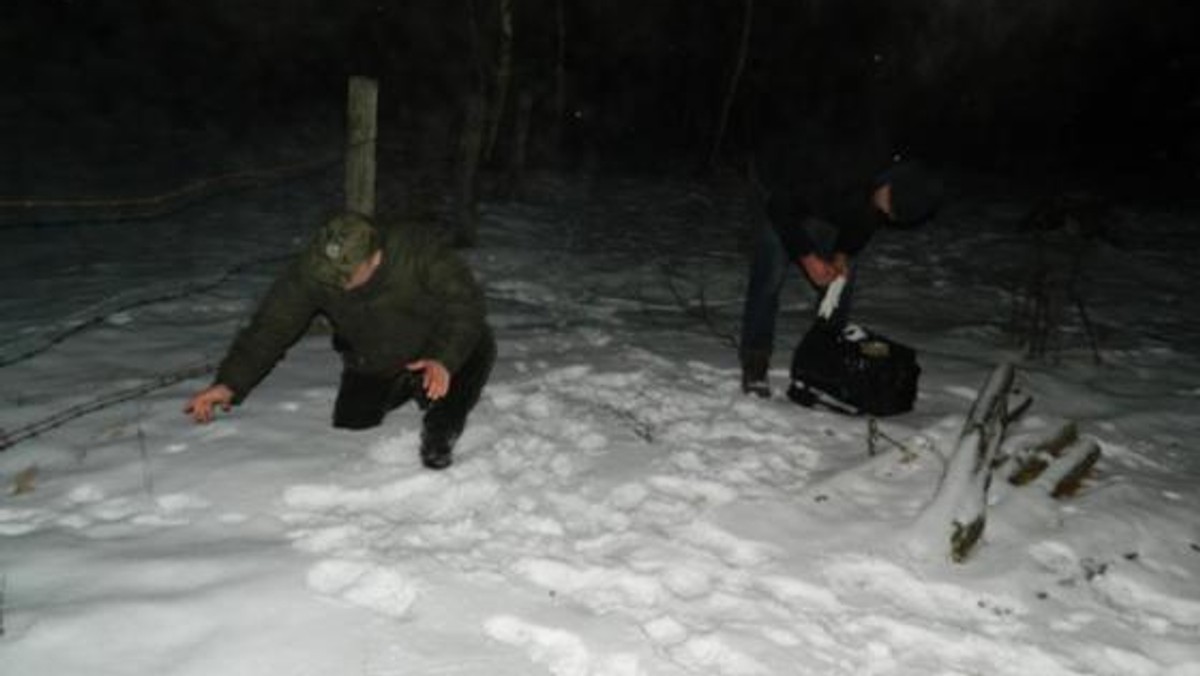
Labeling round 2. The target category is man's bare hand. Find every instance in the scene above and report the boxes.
[407,359,451,400]
[799,253,839,287]
[184,384,235,424]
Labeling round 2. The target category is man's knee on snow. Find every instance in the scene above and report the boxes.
[332,409,385,430]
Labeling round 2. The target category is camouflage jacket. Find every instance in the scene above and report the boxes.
[216,221,488,402]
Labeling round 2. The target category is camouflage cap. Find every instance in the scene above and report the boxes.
[307,212,380,287]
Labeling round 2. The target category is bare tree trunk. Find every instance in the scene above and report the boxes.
[457,0,489,247]
[484,0,514,163]
[553,0,567,150]
[709,0,754,169]
[507,89,534,197]
[464,0,487,89]
[456,91,486,248]
[345,76,379,217]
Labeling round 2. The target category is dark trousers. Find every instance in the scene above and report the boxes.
[332,329,496,436]
[739,219,856,360]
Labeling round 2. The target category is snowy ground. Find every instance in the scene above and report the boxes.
[1,166,1198,675]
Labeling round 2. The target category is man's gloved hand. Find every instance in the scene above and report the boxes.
[817,276,848,320]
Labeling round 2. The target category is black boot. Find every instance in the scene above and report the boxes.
[740,349,771,398]
[419,424,457,470]
[418,328,496,470]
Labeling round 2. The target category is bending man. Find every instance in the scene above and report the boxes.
[185,212,494,470]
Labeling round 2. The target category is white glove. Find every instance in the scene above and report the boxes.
[817,276,847,320]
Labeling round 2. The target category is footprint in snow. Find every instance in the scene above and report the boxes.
[513,557,667,612]
[484,614,643,676]
[306,558,419,619]
[675,520,775,568]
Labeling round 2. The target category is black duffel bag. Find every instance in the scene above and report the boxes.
[787,322,920,416]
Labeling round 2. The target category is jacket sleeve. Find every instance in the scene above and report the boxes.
[765,190,817,259]
[756,120,887,260]
[423,246,486,373]
[830,203,879,256]
[822,179,881,257]
[215,262,319,402]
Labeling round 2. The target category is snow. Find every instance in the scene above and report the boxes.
[2,169,1199,675]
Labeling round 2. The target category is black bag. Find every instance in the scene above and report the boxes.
[787,322,920,416]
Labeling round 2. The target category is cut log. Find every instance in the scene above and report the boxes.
[909,363,1015,563]
[1036,438,1101,498]
[1007,421,1079,486]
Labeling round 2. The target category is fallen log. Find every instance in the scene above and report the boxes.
[909,363,1015,563]
[1006,421,1079,486]
[1037,438,1102,498]
[998,419,1101,498]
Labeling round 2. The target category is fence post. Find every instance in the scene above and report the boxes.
[345,76,378,217]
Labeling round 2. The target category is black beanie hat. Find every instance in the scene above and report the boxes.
[881,160,944,226]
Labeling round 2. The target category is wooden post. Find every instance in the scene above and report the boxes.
[345,76,378,217]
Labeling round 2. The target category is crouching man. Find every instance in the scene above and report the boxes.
[184,212,495,470]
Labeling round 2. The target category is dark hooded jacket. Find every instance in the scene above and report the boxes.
[216,220,488,403]
[755,118,894,260]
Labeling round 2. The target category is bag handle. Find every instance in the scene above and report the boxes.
[787,382,863,416]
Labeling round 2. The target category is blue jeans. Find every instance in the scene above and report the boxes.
[739,219,856,359]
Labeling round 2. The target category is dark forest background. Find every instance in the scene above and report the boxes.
[4,0,1198,203]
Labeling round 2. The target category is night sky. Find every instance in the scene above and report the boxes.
[6,0,1198,202]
